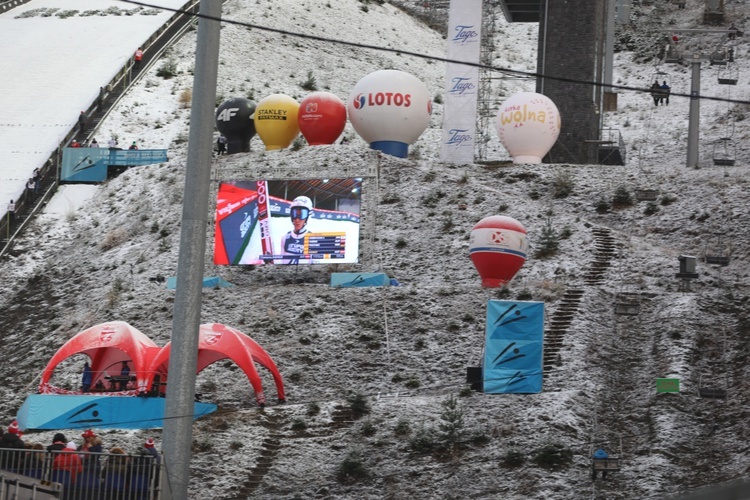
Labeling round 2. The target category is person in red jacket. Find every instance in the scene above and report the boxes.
[134,47,143,70]
[53,441,83,484]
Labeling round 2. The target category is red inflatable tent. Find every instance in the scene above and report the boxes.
[39,321,161,395]
[147,323,285,406]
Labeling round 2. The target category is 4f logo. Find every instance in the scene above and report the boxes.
[216,107,239,121]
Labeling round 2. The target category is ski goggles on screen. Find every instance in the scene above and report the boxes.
[290,207,310,220]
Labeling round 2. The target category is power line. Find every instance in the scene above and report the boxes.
[120,0,750,106]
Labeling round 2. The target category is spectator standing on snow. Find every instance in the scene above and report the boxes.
[78,111,87,134]
[217,135,227,155]
[134,47,144,70]
[26,178,35,202]
[7,199,16,224]
[32,168,41,195]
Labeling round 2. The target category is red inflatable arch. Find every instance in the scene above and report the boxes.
[39,321,161,395]
[147,323,285,406]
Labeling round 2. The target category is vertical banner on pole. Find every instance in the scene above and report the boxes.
[440,0,482,164]
[483,300,544,394]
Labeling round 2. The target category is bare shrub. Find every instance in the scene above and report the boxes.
[178,88,192,108]
[99,227,128,251]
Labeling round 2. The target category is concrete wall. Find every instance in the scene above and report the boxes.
[536,0,606,164]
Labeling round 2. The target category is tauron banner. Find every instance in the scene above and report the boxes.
[483,300,544,394]
[440,0,482,164]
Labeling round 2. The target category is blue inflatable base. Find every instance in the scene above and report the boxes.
[370,140,409,158]
[17,394,217,430]
[330,272,391,288]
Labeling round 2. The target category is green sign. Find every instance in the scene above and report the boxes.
[656,378,680,393]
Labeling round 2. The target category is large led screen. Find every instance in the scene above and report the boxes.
[214,179,361,265]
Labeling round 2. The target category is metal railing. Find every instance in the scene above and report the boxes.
[0,0,33,14]
[0,447,163,500]
[0,0,200,260]
[600,127,627,165]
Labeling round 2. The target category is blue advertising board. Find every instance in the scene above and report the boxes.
[483,300,545,394]
[61,148,168,182]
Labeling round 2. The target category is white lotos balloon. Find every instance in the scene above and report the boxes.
[495,92,561,164]
[348,70,432,158]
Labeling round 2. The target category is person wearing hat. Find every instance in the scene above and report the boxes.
[142,438,160,464]
[79,429,103,471]
[131,438,160,493]
[46,432,67,453]
[0,420,26,470]
[53,441,83,484]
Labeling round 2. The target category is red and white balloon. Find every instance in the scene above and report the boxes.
[469,216,528,288]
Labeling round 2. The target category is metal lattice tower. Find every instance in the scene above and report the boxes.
[476,1,500,161]
[395,1,498,162]
[396,1,450,31]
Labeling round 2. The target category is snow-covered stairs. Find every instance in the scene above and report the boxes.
[584,227,618,285]
[543,225,619,382]
[543,288,584,376]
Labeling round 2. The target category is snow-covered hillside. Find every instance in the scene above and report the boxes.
[1,0,749,499]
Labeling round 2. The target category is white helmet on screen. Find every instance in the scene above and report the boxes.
[290,196,313,221]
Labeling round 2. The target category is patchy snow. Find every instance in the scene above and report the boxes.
[1,0,749,499]
[0,0,189,204]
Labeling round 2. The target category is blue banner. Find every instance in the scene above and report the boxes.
[108,149,168,166]
[330,273,390,288]
[483,300,544,394]
[17,394,216,430]
[61,148,111,182]
[61,148,169,182]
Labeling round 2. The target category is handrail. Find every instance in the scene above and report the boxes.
[0,447,164,500]
[0,0,33,14]
[0,0,200,260]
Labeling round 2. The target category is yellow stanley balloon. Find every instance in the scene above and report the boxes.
[253,94,300,151]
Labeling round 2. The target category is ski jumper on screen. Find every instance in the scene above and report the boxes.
[280,196,314,264]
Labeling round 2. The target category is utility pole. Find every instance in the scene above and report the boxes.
[687,53,703,169]
[161,1,221,499]
[661,28,738,168]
